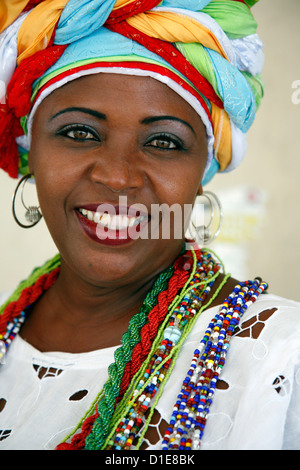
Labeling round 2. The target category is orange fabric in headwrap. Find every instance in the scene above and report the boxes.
[211,104,232,170]
[0,0,30,33]
[17,0,69,64]
[126,10,228,59]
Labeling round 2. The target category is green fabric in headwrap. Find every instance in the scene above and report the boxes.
[244,0,260,7]
[242,71,264,107]
[202,0,258,39]
[176,42,219,97]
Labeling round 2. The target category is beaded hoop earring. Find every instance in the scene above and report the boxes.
[187,191,223,245]
[12,174,42,228]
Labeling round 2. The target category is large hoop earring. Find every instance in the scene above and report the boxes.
[187,191,223,245]
[12,174,42,228]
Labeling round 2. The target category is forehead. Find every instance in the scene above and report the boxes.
[33,72,205,128]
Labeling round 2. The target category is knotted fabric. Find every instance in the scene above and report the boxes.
[0,0,264,182]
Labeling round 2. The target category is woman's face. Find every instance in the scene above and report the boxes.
[29,73,208,287]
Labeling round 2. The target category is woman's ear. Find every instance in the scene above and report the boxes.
[197,184,203,197]
[28,151,34,175]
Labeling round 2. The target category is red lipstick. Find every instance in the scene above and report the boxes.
[75,203,149,246]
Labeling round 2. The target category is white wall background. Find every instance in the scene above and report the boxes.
[207,0,300,301]
[0,0,299,300]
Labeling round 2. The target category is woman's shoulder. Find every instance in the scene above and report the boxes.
[230,291,300,348]
[213,272,300,315]
[246,291,300,314]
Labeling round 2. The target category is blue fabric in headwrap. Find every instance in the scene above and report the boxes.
[160,0,212,10]
[206,48,256,132]
[55,0,116,44]
[37,27,192,89]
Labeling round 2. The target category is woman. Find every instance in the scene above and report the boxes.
[0,0,299,451]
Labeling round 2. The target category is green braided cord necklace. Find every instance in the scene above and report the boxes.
[57,250,190,448]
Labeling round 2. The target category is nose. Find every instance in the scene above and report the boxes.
[89,143,145,193]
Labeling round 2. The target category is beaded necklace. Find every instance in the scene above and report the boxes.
[0,248,267,450]
[101,249,223,450]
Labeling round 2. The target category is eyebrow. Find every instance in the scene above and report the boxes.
[50,107,106,121]
[50,108,196,135]
[141,115,196,136]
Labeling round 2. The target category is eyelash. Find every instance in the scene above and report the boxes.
[57,126,185,151]
[58,124,99,141]
[145,133,184,151]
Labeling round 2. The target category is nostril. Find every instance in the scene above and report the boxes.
[89,159,144,193]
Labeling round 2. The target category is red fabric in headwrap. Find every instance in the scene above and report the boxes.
[0,44,67,177]
[107,0,162,23]
[24,0,45,11]
[107,20,223,109]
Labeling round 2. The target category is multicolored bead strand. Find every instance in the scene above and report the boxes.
[102,250,225,450]
[161,278,268,450]
[0,310,26,364]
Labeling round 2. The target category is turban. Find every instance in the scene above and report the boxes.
[0,0,264,184]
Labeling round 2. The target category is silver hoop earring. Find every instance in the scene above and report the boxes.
[12,174,42,228]
[187,191,223,245]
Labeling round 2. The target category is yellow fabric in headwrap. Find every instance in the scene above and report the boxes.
[211,104,231,170]
[0,0,29,33]
[113,0,138,8]
[17,0,69,65]
[126,10,228,60]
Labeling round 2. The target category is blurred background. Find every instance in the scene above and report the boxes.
[0,0,299,300]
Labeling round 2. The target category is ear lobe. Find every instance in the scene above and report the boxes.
[28,151,34,174]
[197,185,203,197]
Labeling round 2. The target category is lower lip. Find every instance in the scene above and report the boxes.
[75,211,147,246]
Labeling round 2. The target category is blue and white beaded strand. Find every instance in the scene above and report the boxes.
[0,311,26,364]
[162,279,268,450]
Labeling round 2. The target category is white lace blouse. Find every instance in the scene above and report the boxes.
[0,292,300,450]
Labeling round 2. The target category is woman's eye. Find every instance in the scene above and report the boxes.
[69,129,95,140]
[146,135,182,150]
[59,125,98,141]
[151,138,176,149]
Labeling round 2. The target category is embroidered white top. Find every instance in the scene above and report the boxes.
[0,293,300,450]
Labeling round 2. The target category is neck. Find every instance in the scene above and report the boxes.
[20,253,176,353]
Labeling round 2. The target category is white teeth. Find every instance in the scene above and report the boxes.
[94,212,101,223]
[110,215,118,230]
[78,208,145,229]
[101,213,110,226]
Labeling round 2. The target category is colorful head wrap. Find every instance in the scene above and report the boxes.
[0,0,264,184]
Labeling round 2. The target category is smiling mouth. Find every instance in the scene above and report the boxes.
[75,205,150,246]
[77,208,148,230]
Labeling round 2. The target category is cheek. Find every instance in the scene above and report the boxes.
[30,145,74,222]
[150,159,204,237]
[154,159,204,205]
